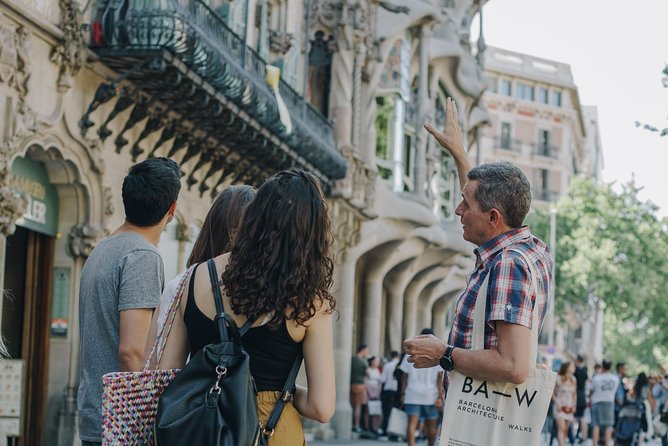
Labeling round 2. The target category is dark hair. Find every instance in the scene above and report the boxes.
[390,350,400,358]
[187,186,256,266]
[634,372,648,398]
[222,169,335,328]
[576,355,584,363]
[602,360,613,371]
[616,362,626,372]
[467,162,531,228]
[558,362,572,377]
[368,356,377,367]
[122,157,181,227]
[357,344,368,354]
[420,328,434,336]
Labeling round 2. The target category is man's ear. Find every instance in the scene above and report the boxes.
[167,201,177,218]
[489,208,504,227]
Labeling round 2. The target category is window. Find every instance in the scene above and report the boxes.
[403,132,413,180]
[538,129,550,156]
[501,79,512,96]
[516,83,534,101]
[537,87,548,104]
[375,96,394,179]
[501,122,512,149]
[551,90,562,107]
[540,169,549,199]
[485,76,498,93]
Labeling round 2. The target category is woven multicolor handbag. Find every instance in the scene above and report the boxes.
[101,267,194,445]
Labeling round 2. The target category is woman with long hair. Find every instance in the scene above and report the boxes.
[553,361,577,446]
[633,372,656,441]
[156,170,336,444]
[147,185,256,341]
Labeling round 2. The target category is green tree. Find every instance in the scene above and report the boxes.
[527,176,668,369]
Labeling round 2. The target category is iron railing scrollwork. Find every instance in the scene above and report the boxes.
[94,0,343,180]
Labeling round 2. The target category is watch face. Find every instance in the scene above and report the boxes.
[440,355,453,371]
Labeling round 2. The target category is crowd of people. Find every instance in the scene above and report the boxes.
[350,330,444,446]
[546,356,668,446]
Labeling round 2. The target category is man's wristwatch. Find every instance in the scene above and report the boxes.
[439,345,455,372]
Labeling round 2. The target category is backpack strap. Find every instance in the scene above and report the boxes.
[207,259,229,343]
[262,351,304,439]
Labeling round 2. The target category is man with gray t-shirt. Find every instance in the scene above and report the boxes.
[78,158,181,445]
[590,360,619,446]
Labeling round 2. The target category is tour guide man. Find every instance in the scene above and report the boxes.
[403,97,553,390]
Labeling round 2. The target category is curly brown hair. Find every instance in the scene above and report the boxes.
[221,169,335,327]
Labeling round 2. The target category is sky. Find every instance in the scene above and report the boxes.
[473,0,668,217]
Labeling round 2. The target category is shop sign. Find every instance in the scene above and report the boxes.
[8,156,58,237]
[0,359,23,420]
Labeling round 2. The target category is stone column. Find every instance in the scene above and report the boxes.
[403,285,420,340]
[331,255,356,440]
[413,25,432,198]
[362,277,383,356]
[432,298,450,343]
[384,260,416,352]
[59,223,105,446]
[329,23,355,146]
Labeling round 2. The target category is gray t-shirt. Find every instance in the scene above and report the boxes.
[77,232,164,442]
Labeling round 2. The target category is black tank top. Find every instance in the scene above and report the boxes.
[183,263,303,392]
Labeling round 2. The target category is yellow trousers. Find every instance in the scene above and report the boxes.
[257,391,305,446]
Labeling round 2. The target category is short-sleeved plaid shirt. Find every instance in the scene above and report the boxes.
[447,226,553,351]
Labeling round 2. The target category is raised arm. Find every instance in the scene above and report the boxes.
[424,97,471,190]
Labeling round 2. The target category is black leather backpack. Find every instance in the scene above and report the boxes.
[154,259,301,446]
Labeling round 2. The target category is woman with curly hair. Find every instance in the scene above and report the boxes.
[156,169,336,444]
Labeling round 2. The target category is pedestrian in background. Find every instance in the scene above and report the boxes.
[78,157,182,446]
[400,328,443,446]
[573,355,589,443]
[366,356,383,435]
[553,361,577,446]
[590,360,619,446]
[351,344,369,433]
[379,350,401,436]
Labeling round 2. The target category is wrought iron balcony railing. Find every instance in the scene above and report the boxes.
[493,137,522,152]
[91,0,345,183]
[532,143,559,159]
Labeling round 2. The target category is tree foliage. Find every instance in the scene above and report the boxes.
[634,65,668,136]
[527,176,668,368]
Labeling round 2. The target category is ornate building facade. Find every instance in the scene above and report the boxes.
[0,0,489,443]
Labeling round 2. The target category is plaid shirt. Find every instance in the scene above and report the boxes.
[447,226,553,350]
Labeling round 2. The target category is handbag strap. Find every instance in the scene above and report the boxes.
[205,260,302,434]
[470,247,543,366]
[144,265,195,370]
[207,258,230,343]
[263,351,303,437]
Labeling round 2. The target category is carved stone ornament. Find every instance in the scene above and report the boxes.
[50,0,87,82]
[269,30,294,55]
[103,186,114,216]
[68,223,106,258]
[330,200,362,260]
[176,222,192,242]
[333,145,377,214]
[0,187,28,236]
[0,22,31,99]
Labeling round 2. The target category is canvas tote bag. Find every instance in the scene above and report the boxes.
[439,249,556,446]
